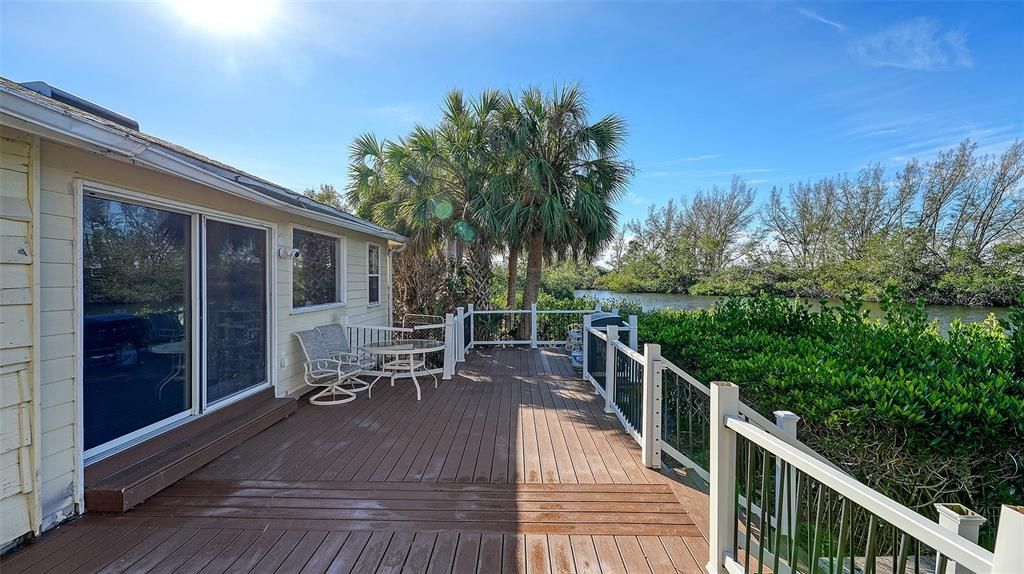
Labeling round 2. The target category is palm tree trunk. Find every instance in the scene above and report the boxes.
[505,242,520,309]
[523,229,545,306]
[467,243,492,310]
[519,230,545,338]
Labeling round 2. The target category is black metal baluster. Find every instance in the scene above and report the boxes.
[864,515,877,574]
[758,448,770,574]
[743,438,755,574]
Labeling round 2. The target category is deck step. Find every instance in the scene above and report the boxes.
[84,394,296,513]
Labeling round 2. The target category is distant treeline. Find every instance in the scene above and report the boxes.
[596,139,1023,306]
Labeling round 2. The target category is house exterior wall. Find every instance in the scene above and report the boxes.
[0,126,41,549]
[0,135,393,545]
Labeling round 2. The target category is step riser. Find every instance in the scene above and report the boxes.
[85,388,277,484]
[85,400,296,513]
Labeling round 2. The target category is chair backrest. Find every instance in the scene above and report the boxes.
[295,329,331,362]
[318,324,351,355]
[146,311,184,341]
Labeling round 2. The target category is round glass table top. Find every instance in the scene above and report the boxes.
[361,338,445,353]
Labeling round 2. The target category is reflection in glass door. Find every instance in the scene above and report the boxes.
[203,218,269,404]
[82,196,192,454]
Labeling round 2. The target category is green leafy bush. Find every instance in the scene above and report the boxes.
[640,290,1024,535]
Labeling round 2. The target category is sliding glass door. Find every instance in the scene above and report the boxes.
[203,218,269,405]
[82,196,192,454]
[82,193,272,458]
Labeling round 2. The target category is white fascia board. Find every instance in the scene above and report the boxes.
[0,87,405,243]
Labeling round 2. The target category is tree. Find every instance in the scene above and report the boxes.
[345,90,508,309]
[496,84,633,317]
[679,175,758,275]
[761,178,838,271]
[302,183,347,211]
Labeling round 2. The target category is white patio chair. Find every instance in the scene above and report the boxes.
[317,323,373,393]
[294,329,363,405]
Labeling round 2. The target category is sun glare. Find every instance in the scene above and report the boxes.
[171,0,276,35]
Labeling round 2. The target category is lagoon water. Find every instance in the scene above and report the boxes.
[575,289,1011,331]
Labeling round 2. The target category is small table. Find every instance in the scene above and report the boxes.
[361,339,445,401]
[151,340,187,399]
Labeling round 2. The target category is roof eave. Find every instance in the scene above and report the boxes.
[0,82,406,243]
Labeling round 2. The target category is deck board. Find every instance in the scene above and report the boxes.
[1,348,709,573]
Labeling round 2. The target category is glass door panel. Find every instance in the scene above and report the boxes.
[82,196,191,453]
[204,218,269,404]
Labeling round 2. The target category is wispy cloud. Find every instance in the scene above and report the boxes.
[796,8,844,32]
[625,192,650,205]
[652,153,722,166]
[684,153,721,162]
[851,18,973,71]
[884,123,1020,163]
[644,167,782,179]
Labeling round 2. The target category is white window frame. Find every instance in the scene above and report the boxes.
[367,241,382,306]
[74,179,277,469]
[290,225,347,314]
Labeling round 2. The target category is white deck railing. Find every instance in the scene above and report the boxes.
[452,304,1022,574]
[345,314,457,380]
[457,304,612,350]
[574,319,1022,574]
[707,381,1022,574]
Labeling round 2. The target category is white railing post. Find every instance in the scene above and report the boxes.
[628,315,638,351]
[530,302,538,348]
[935,504,987,574]
[774,410,799,536]
[595,302,602,312]
[604,324,618,413]
[455,307,465,362]
[641,343,662,469]
[709,381,740,574]
[466,303,474,349]
[582,314,592,382]
[992,505,1024,574]
[442,313,455,380]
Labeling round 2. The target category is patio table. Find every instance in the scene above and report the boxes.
[361,338,444,401]
[151,340,186,399]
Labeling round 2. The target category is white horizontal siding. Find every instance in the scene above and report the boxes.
[23,137,397,535]
[0,126,37,548]
[275,223,391,397]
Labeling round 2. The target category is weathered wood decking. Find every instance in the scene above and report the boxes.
[2,348,710,573]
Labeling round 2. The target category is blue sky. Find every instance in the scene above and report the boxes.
[2,1,1022,225]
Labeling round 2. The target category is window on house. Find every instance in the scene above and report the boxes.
[293,229,344,308]
[368,243,381,305]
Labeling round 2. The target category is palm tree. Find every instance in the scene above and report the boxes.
[346,90,508,309]
[497,83,632,314]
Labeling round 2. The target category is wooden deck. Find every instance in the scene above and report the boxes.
[2,348,710,573]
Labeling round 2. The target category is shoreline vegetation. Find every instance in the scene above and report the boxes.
[593,140,1024,308]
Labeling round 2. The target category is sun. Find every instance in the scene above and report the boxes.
[170,0,277,35]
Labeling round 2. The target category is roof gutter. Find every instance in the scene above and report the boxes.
[0,85,405,243]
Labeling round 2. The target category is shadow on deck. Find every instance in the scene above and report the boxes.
[3,348,710,573]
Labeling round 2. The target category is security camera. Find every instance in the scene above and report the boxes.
[278,247,300,259]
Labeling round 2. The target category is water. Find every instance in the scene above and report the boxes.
[575,289,1011,331]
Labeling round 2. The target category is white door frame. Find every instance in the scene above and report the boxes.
[200,213,275,412]
[74,179,278,502]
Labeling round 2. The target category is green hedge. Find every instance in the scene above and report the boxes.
[638,290,1024,538]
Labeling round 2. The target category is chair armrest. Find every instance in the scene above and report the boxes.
[332,351,373,364]
[306,358,346,373]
